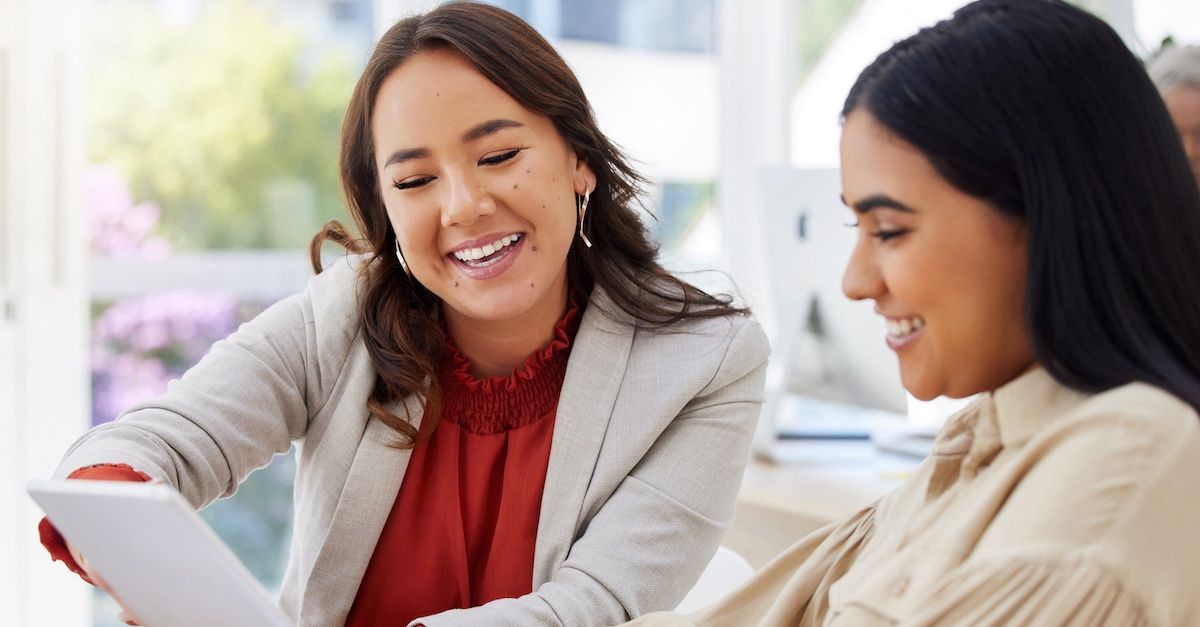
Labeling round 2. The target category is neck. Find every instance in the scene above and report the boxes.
[444,279,570,379]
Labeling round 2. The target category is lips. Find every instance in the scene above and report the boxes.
[884,315,925,350]
[447,232,525,280]
[451,233,522,263]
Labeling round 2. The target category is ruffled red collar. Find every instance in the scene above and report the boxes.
[439,298,583,434]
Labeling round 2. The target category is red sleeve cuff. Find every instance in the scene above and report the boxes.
[39,463,152,584]
[66,463,153,482]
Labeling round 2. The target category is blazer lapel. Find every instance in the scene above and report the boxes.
[533,287,634,584]
[298,395,422,626]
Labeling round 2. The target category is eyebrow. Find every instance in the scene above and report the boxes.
[383,147,431,169]
[461,118,523,143]
[840,193,917,214]
[381,119,525,169]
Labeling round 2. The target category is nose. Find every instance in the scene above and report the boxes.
[842,236,885,302]
[441,173,497,228]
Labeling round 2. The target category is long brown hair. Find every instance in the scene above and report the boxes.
[311,1,747,447]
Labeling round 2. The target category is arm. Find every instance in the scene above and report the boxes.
[417,317,771,627]
[53,261,355,509]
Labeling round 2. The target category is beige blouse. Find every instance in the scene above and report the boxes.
[630,368,1200,626]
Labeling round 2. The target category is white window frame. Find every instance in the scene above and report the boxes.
[1,1,92,626]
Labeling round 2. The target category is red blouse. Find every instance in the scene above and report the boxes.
[345,300,580,625]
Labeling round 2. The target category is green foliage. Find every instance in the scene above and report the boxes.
[89,0,357,249]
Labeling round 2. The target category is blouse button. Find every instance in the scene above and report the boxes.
[890,576,910,596]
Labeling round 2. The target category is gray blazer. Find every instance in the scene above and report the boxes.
[56,257,770,626]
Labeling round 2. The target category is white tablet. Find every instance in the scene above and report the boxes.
[27,479,291,627]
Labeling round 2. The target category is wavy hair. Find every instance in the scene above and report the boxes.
[311,1,746,446]
[842,0,1200,409]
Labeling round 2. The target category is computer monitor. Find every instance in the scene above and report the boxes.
[760,166,908,414]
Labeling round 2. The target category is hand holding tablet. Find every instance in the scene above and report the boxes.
[28,479,291,627]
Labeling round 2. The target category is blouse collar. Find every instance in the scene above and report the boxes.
[439,297,584,434]
[935,366,1089,456]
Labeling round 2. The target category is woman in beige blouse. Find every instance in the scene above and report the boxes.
[630,0,1200,625]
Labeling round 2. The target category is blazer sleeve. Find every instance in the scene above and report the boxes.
[53,259,358,509]
[415,315,771,627]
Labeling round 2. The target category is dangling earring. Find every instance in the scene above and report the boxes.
[394,239,413,279]
[576,188,593,248]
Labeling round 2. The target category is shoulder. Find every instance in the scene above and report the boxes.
[236,253,368,394]
[1030,384,1200,625]
[1020,380,1200,474]
[1028,382,1200,489]
[1067,381,1198,436]
[305,252,368,321]
[586,286,770,385]
[976,381,1200,571]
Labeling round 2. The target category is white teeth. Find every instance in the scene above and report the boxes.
[452,234,521,262]
[887,316,925,337]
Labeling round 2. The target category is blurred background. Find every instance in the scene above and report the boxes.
[2,0,1198,624]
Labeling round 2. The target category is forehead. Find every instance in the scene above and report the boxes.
[371,48,535,144]
[839,110,942,197]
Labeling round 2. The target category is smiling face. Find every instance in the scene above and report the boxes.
[839,110,1034,400]
[372,48,595,333]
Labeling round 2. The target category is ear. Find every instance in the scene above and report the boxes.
[573,155,597,195]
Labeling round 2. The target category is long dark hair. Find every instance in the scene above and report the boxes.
[842,0,1200,409]
[312,1,745,446]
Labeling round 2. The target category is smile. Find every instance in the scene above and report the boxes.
[885,315,925,350]
[452,233,522,264]
[447,232,525,280]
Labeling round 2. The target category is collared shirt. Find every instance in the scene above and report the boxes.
[631,367,1200,626]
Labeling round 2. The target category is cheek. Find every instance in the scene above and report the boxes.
[387,204,437,253]
[937,242,1029,368]
[513,172,576,244]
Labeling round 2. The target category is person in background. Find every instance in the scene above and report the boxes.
[1149,44,1200,186]
[629,0,1200,625]
[38,3,769,626]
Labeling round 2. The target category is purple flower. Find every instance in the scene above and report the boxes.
[91,291,240,425]
[87,165,172,260]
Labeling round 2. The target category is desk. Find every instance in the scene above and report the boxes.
[726,440,920,569]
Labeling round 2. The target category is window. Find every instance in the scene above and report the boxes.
[85,1,370,623]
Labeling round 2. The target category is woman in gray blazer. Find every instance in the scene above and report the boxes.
[44,3,769,626]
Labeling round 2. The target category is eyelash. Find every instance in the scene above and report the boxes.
[393,177,432,191]
[479,146,524,166]
[391,146,525,191]
[845,221,907,242]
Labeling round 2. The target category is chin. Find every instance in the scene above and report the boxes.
[454,298,531,323]
[905,387,942,402]
[899,370,943,402]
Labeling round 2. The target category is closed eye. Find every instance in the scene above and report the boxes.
[393,176,435,191]
[479,146,524,166]
[845,222,907,242]
[872,229,907,242]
